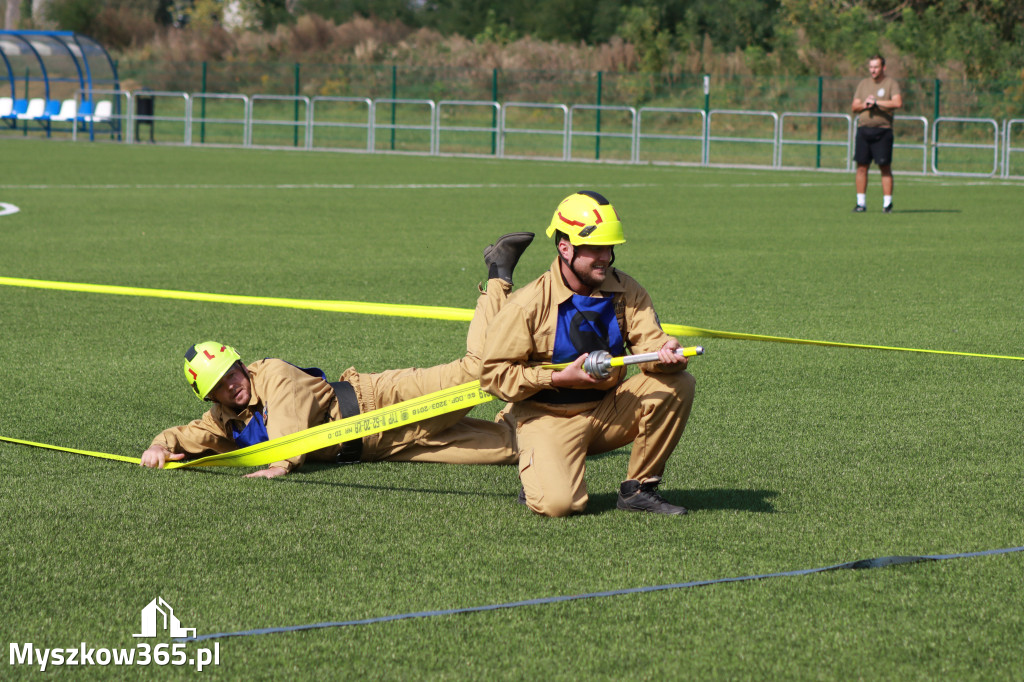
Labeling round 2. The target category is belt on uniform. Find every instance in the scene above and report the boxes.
[529,387,608,404]
[329,380,363,462]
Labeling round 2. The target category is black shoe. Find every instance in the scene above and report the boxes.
[882,203,893,214]
[617,477,687,515]
[484,232,534,285]
[852,204,866,213]
[516,487,527,506]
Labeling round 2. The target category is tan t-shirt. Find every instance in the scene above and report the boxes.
[855,76,901,128]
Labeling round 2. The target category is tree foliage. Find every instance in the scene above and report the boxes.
[777,0,1024,79]
[39,0,1024,81]
[298,0,416,26]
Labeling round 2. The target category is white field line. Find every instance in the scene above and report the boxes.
[0,182,650,190]
[1,179,1021,191]
[0,181,853,190]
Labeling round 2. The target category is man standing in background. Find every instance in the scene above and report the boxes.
[852,54,902,213]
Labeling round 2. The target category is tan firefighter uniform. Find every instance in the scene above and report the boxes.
[480,258,695,517]
[152,280,516,472]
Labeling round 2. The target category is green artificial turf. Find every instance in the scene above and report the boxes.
[1,138,1022,680]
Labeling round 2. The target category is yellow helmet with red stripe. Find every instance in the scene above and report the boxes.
[184,341,241,400]
[545,191,625,246]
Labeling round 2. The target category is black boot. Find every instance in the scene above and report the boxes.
[616,477,688,515]
[484,232,535,285]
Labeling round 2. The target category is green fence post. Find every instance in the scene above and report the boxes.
[114,59,121,142]
[200,61,207,144]
[595,70,602,160]
[293,62,300,147]
[933,78,941,169]
[816,76,823,168]
[117,58,123,142]
[390,65,397,151]
[703,75,710,165]
[491,68,498,155]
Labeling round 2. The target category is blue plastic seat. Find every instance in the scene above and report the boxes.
[38,99,62,120]
[27,99,65,136]
[16,98,45,120]
[2,98,27,125]
[74,100,94,121]
[51,99,77,122]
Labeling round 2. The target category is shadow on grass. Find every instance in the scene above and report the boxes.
[183,463,778,512]
[885,209,962,213]
[585,487,778,515]
[179,463,775,512]
[174,461,519,498]
[265,464,516,499]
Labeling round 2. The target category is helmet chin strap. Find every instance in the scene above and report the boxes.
[557,242,585,293]
[558,243,577,269]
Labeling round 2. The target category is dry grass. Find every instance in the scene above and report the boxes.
[108,13,1018,117]
[121,12,984,85]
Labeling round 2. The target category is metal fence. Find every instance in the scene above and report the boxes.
[6,89,1023,178]
[113,61,1024,123]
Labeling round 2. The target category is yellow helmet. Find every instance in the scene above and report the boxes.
[545,191,625,246]
[184,341,241,400]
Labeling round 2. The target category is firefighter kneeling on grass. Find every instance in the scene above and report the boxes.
[480,191,696,517]
[140,232,538,476]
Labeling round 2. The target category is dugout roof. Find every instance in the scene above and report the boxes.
[0,30,119,102]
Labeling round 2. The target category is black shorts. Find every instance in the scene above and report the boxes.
[854,126,894,167]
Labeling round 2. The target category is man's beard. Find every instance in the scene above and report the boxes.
[572,260,607,289]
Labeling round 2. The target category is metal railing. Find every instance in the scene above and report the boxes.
[707,109,780,167]
[309,96,372,152]
[370,98,436,155]
[1001,119,1023,178]
[28,90,1021,178]
[189,93,249,146]
[498,102,569,161]
[636,107,707,165]
[72,88,129,142]
[567,104,637,163]
[890,116,930,174]
[931,117,999,177]
[249,94,309,150]
[436,100,501,156]
[779,112,853,170]
[133,91,189,145]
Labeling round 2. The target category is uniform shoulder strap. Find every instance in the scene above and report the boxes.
[614,293,630,353]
